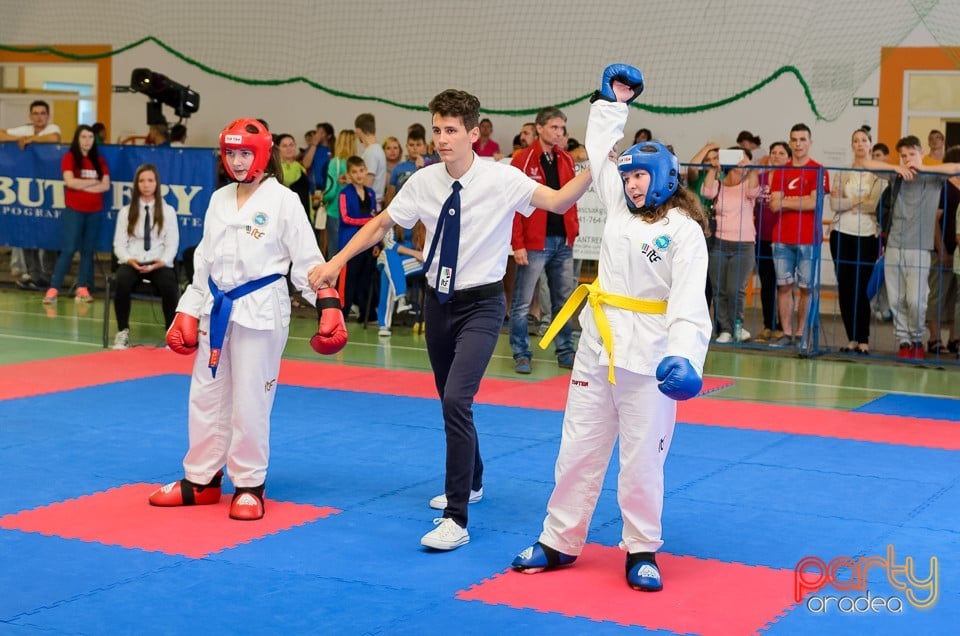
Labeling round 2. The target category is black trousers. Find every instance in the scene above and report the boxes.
[423,282,504,528]
[830,231,879,344]
[756,240,779,331]
[342,249,379,322]
[114,264,180,331]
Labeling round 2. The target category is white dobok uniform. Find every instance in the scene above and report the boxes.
[176,177,323,488]
[538,101,711,556]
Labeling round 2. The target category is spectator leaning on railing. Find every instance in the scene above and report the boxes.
[0,100,62,291]
[860,136,960,360]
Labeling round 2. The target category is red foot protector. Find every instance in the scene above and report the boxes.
[0,483,340,559]
[457,544,796,635]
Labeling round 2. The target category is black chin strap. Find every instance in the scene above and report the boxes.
[626,200,654,216]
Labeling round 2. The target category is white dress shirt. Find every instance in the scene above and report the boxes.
[387,153,538,289]
[113,200,180,267]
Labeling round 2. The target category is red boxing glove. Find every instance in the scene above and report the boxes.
[310,288,348,355]
[166,312,199,355]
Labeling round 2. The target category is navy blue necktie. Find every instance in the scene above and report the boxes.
[143,204,152,252]
[423,181,461,303]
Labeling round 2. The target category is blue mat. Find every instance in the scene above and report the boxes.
[1,376,957,634]
[855,394,960,421]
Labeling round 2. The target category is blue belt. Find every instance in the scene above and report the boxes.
[207,273,283,376]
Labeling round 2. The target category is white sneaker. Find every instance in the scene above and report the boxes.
[429,487,483,510]
[378,327,391,337]
[420,517,470,550]
[396,298,413,314]
[715,332,733,343]
[112,328,129,350]
[735,327,752,342]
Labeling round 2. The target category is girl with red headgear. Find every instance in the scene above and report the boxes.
[148,118,348,521]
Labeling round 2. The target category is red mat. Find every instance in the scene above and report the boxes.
[0,483,339,559]
[676,398,960,451]
[3,349,959,450]
[457,544,796,635]
[0,348,192,400]
[0,348,731,409]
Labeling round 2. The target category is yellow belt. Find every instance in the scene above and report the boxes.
[539,280,667,384]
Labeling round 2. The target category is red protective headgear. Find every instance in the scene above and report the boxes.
[219,118,273,183]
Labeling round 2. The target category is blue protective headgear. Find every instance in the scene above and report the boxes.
[617,142,679,210]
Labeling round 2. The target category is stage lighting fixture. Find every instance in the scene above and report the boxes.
[130,68,200,119]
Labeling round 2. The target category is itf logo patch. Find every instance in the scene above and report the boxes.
[245,212,268,239]
[639,242,662,263]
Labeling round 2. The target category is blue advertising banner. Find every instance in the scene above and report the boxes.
[0,142,216,256]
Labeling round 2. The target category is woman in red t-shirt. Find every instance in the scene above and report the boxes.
[44,125,110,303]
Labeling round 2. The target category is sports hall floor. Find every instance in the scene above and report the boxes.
[0,282,957,635]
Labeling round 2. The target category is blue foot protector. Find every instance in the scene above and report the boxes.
[511,541,577,574]
[626,552,662,592]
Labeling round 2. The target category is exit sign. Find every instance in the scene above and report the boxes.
[853,97,879,107]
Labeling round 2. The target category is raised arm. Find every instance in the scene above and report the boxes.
[584,68,645,209]
[301,142,318,170]
[530,168,592,213]
[687,142,719,184]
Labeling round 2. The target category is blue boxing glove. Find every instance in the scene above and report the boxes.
[591,63,645,104]
[655,356,702,401]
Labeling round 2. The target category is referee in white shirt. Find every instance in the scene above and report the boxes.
[310,89,592,551]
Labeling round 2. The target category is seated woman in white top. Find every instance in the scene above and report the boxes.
[111,163,180,349]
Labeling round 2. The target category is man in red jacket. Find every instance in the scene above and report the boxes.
[509,106,580,373]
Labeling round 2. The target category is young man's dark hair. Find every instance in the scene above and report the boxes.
[428,89,480,132]
[317,122,334,143]
[896,135,922,152]
[354,113,376,135]
[408,122,426,138]
[790,122,812,137]
[29,100,50,113]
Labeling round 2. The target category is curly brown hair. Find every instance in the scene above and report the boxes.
[428,89,480,132]
[635,185,706,233]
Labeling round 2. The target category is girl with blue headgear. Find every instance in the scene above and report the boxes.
[512,65,712,592]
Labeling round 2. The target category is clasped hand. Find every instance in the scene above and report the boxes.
[132,259,158,274]
[308,261,340,290]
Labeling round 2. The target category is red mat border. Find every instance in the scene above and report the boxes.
[0,483,340,559]
[2,349,959,450]
[456,544,799,635]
